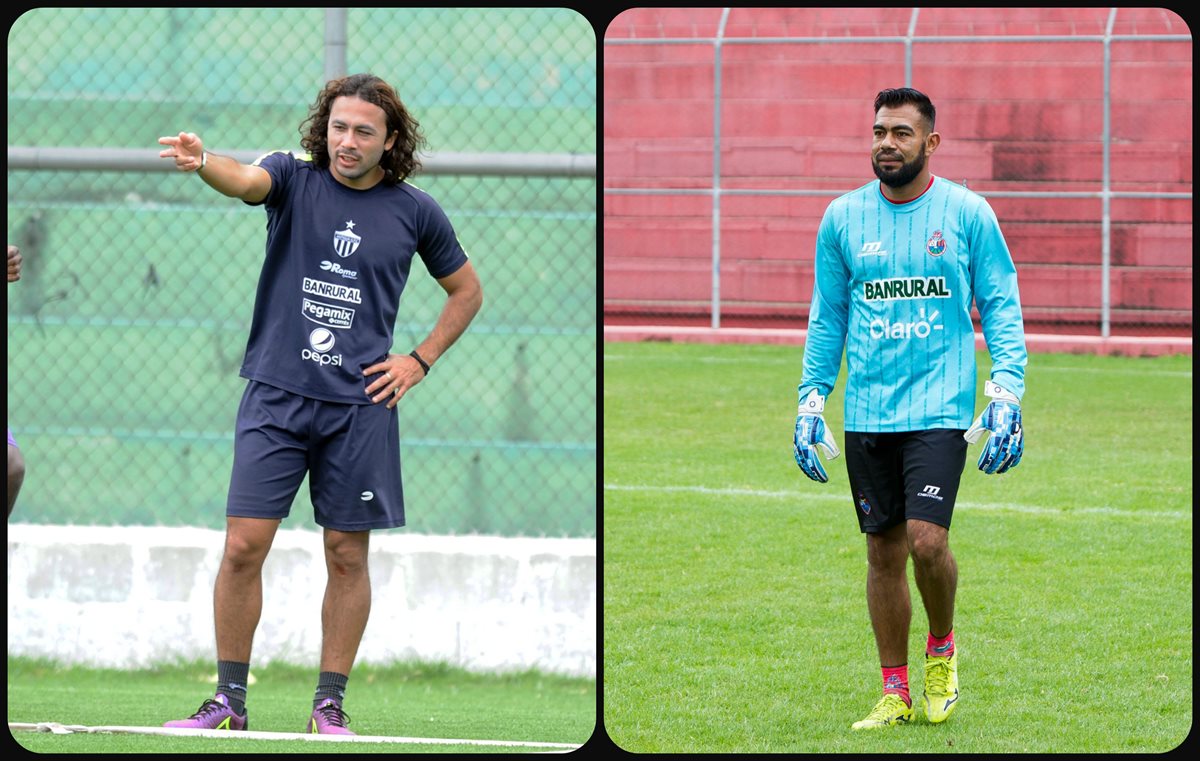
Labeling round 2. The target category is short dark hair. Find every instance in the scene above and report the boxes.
[873,88,935,133]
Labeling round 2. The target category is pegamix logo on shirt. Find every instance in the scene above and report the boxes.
[302,298,355,329]
[863,276,952,302]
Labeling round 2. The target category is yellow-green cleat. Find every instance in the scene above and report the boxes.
[851,692,913,730]
[923,650,959,723]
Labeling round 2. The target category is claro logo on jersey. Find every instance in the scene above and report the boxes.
[302,328,342,366]
[870,307,944,340]
[863,276,952,302]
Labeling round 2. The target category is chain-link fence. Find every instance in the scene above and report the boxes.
[7,8,596,537]
[603,8,1191,338]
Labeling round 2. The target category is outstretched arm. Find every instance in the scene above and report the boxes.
[157,131,272,203]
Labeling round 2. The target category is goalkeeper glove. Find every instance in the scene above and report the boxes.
[964,380,1023,474]
[793,389,840,483]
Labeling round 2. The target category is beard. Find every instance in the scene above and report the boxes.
[872,145,926,188]
[332,150,381,182]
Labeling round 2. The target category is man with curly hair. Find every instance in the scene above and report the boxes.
[158,73,483,735]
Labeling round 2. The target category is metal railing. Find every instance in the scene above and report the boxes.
[604,8,1192,336]
[7,146,596,177]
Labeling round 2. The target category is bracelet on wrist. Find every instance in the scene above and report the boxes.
[409,350,430,376]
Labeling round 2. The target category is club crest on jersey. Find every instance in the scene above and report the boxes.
[333,220,362,258]
[857,492,872,515]
[926,230,947,257]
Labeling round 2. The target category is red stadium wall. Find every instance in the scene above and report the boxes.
[603,8,1192,338]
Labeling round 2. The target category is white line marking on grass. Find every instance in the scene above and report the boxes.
[603,484,1190,520]
[604,353,795,364]
[1033,366,1191,378]
[605,356,1190,376]
[8,723,579,750]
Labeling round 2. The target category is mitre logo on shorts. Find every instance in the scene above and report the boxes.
[333,220,362,258]
[918,484,945,501]
[863,276,951,302]
[301,328,342,367]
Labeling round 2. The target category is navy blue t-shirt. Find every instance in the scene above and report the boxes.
[239,151,468,404]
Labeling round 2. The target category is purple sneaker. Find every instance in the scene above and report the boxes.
[307,698,355,735]
[163,693,248,730]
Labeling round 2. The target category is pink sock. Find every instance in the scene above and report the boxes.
[881,665,910,705]
[927,629,955,658]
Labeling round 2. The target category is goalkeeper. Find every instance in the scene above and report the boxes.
[792,88,1027,731]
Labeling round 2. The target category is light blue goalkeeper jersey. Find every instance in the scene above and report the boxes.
[799,175,1027,432]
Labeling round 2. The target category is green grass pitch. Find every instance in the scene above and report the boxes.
[602,340,1191,753]
[8,658,595,753]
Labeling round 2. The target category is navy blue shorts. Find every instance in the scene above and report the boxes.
[227,380,405,531]
[844,429,967,534]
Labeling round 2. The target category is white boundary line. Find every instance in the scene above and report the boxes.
[603,351,1192,377]
[603,483,1190,520]
[8,722,580,750]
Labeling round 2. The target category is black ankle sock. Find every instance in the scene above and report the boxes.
[314,671,349,709]
[217,660,249,715]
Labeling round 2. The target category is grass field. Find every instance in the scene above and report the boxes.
[602,340,1192,753]
[8,657,596,753]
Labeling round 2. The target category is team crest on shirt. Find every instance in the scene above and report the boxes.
[333,220,362,258]
[926,230,947,257]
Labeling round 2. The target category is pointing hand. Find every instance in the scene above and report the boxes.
[157,131,205,172]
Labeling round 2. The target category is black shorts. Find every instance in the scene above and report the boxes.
[226,380,405,531]
[844,429,967,534]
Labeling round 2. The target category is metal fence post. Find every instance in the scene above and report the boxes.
[711,8,731,329]
[1101,8,1117,339]
[905,8,919,87]
[324,7,347,84]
